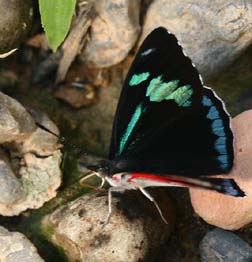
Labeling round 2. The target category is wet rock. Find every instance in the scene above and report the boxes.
[80,0,141,68]
[0,226,44,262]
[44,189,174,262]
[0,0,33,53]
[190,111,252,230]
[142,0,252,79]
[0,91,62,216]
[200,228,252,262]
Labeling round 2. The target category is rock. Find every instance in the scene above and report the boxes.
[0,226,44,262]
[44,189,174,262]
[142,0,252,79]
[0,91,62,216]
[190,110,252,230]
[54,83,97,108]
[0,152,25,205]
[0,91,36,143]
[200,228,252,262]
[0,0,33,53]
[17,109,60,156]
[80,0,141,68]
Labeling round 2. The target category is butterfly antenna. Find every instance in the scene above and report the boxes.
[34,119,90,156]
[35,121,64,141]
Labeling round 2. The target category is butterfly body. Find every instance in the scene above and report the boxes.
[81,27,245,224]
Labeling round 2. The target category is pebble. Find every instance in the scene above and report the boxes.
[44,189,175,262]
[200,228,252,262]
[80,0,141,68]
[142,0,252,79]
[0,226,44,262]
[0,0,33,53]
[0,91,62,215]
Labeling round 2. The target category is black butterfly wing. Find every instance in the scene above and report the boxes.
[108,27,233,177]
[109,27,202,158]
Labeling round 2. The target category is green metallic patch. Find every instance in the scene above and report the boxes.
[147,76,179,102]
[129,72,150,86]
[182,100,192,107]
[146,75,163,96]
[146,75,193,107]
[166,85,193,106]
[118,103,144,154]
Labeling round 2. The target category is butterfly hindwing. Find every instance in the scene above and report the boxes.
[108,27,233,177]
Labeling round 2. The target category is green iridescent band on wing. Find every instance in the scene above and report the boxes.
[118,103,144,155]
[129,72,150,86]
[146,75,193,107]
[166,84,193,106]
[146,76,179,102]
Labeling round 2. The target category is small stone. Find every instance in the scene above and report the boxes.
[190,110,252,230]
[17,109,60,156]
[44,189,174,262]
[54,83,97,108]
[0,91,62,216]
[200,228,252,262]
[0,153,25,205]
[142,0,252,79]
[0,0,33,53]
[0,91,36,143]
[0,226,44,262]
[80,0,141,68]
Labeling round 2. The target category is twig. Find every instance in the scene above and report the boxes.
[55,3,96,84]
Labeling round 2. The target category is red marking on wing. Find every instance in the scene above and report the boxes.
[129,172,195,187]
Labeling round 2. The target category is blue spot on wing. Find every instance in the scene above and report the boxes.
[215,144,227,154]
[202,95,213,106]
[212,119,223,128]
[217,155,229,170]
[212,119,225,136]
[202,93,231,171]
[215,137,226,145]
[207,106,220,120]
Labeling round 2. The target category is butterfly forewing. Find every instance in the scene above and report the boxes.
[108,27,233,177]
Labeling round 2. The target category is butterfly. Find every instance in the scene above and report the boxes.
[80,27,245,224]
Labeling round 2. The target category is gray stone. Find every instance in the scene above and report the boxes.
[0,91,62,216]
[80,0,141,68]
[0,0,33,53]
[142,0,252,79]
[200,228,252,262]
[44,190,174,262]
[0,226,44,262]
[0,155,25,205]
[0,92,36,143]
[17,110,60,156]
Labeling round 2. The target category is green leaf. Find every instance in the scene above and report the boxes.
[39,0,77,51]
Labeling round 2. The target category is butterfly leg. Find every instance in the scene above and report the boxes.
[138,187,168,224]
[103,186,125,227]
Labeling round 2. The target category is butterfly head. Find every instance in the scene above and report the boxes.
[105,172,135,189]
